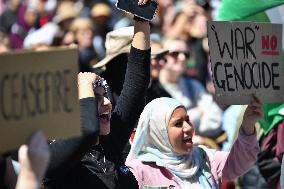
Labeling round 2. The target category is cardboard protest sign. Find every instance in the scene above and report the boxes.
[208,21,284,105]
[0,47,80,153]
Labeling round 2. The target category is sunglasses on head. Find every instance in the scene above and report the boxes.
[168,51,190,59]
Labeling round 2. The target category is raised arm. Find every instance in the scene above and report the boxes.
[207,96,262,183]
[105,4,151,153]
[45,73,100,178]
[132,19,150,50]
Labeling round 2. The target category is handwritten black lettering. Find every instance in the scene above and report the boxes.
[244,27,256,59]
[0,74,10,120]
[262,62,271,88]
[224,63,234,91]
[213,62,226,91]
[0,69,74,121]
[212,25,256,60]
[213,61,280,92]
[213,27,234,59]
[271,63,280,90]
[234,28,245,59]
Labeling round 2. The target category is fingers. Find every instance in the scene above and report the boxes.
[249,95,262,107]
[253,108,263,117]
[250,101,262,109]
[192,4,204,14]
[78,72,99,86]
[138,0,148,5]
[18,144,29,165]
[182,1,204,17]
[248,95,263,117]
[252,94,262,104]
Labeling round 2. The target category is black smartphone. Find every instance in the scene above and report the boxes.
[116,0,158,21]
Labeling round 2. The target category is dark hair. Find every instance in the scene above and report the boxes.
[195,0,211,11]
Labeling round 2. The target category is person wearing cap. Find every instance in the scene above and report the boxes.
[146,37,171,104]
[91,2,113,60]
[149,37,168,80]
[52,1,79,46]
[43,0,152,189]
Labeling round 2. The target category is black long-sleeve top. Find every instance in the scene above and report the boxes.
[44,46,150,189]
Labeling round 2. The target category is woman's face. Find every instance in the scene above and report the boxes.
[94,86,112,135]
[167,107,194,154]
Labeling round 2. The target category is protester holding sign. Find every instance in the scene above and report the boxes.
[43,0,152,188]
[126,96,262,188]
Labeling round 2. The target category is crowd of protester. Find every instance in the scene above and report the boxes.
[0,0,283,188]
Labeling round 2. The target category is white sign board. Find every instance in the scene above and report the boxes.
[208,21,284,105]
[0,47,81,153]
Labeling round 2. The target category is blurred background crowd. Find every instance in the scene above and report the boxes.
[0,0,283,188]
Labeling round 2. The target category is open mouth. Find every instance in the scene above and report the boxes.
[99,112,110,122]
[182,135,192,144]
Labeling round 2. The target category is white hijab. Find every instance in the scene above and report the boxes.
[126,97,200,180]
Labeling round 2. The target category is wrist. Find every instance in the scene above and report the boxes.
[78,84,95,99]
[16,177,39,189]
[133,15,149,22]
[241,124,256,135]
[78,80,94,86]
[18,169,40,184]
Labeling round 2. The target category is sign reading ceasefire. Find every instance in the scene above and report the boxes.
[0,47,80,153]
[207,21,284,105]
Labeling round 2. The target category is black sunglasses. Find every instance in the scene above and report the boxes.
[153,53,167,61]
[168,51,190,59]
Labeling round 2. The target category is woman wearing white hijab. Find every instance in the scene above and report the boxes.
[126,97,262,188]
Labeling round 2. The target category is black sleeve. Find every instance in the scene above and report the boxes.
[0,157,7,189]
[45,97,99,178]
[103,46,150,154]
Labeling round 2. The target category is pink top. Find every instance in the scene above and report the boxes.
[127,130,260,189]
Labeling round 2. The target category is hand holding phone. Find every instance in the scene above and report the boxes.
[116,0,158,21]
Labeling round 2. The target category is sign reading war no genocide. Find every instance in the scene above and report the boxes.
[208,21,284,105]
[0,48,80,153]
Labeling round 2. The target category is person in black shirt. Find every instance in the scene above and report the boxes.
[43,1,151,188]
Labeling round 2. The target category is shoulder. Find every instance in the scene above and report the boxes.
[126,159,173,187]
[127,159,153,186]
[195,145,216,167]
[127,159,158,175]
[181,77,205,92]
